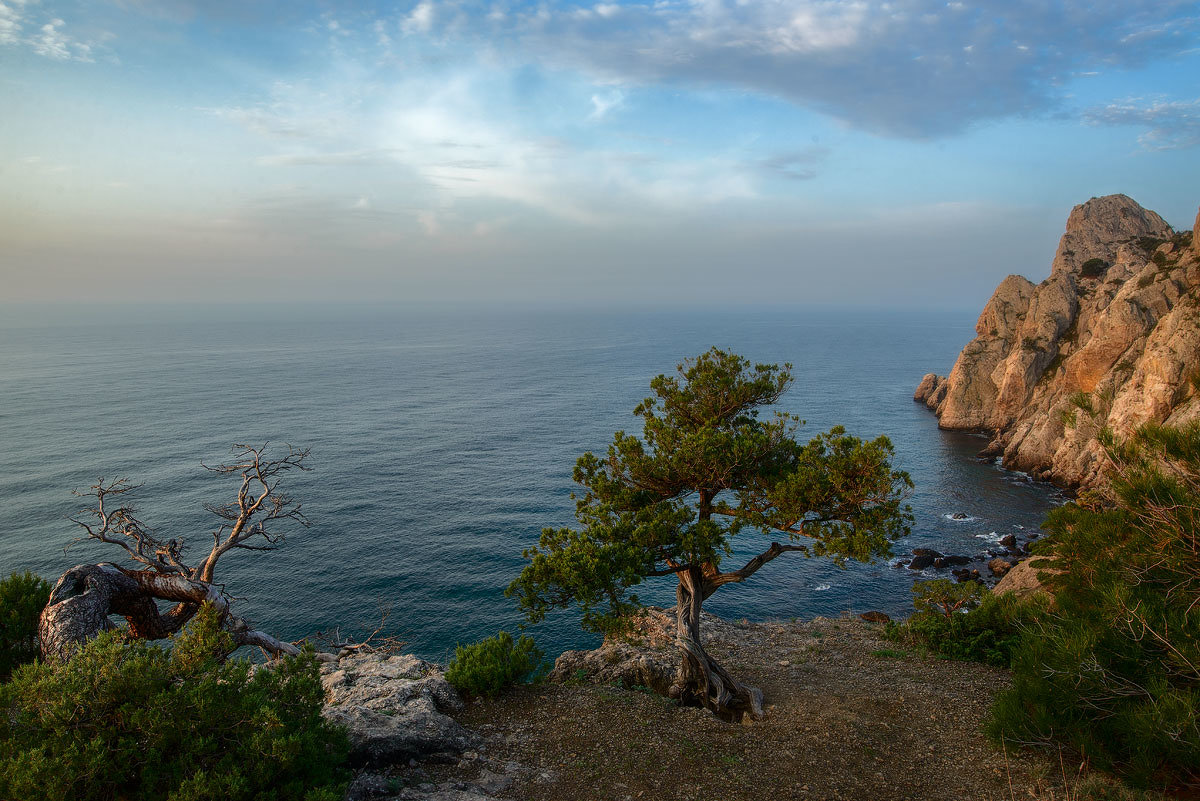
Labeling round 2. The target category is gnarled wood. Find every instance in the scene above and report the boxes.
[38,563,299,660]
[41,444,310,660]
[667,567,764,721]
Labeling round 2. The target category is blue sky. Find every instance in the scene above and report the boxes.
[1,0,1198,308]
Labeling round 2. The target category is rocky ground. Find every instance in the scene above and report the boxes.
[329,612,1072,801]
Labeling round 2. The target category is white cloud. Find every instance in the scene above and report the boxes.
[352,196,372,210]
[32,18,70,58]
[588,89,624,120]
[1084,97,1200,150]
[0,10,98,61]
[0,1,25,46]
[404,1,435,34]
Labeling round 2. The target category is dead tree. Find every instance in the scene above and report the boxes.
[39,443,311,660]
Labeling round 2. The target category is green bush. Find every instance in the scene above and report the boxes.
[887,580,1047,668]
[988,423,1200,787]
[446,630,546,698]
[0,603,348,801]
[1080,258,1109,277]
[0,571,51,680]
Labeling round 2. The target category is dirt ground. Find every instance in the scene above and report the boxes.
[428,616,1068,801]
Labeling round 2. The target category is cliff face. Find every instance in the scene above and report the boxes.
[916,194,1200,488]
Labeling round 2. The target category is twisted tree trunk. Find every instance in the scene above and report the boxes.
[39,563,299,660]
[667,566,765,722]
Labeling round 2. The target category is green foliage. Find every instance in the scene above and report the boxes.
[988,422,1200,787]
[888,583,1047,668]
[1150,250,1169,267]
[912,578,983,617]
[507,348,913,634]
[1137,273,1155,289]
[1080,258,1109,278]
[0,572,50,680]
[1068,391,1095,416]
[0,604,348,801]
[1134,236,1166,253]
[445,631,546,698]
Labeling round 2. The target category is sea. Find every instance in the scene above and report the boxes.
[0,304,1063,661]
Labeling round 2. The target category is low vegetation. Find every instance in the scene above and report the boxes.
[0,604,349,801]
[0,571,50,680]
[887,579,1047,668]
[989,423,1200,789]
[446,630,547,698]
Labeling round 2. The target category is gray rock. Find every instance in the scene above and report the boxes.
[322,652,476,767]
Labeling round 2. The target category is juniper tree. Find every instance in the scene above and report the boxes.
[508,348,912,720]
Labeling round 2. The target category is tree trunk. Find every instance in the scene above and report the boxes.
[39,563,299,660]
[667,566,765,722]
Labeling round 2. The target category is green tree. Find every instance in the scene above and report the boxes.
[507,348,912,719]
[989,422,1200,786]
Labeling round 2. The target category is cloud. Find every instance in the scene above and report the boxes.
[403,1,435,35]
[1083,97,1200,150]
[458,0,1200,138]
[588,89,624,120]
[1,6,99,61]
[0,1,26,46]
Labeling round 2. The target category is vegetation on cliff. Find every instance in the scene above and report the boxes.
[988,422,1200,787]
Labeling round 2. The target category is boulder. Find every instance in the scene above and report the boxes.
[993,557,1061,600]
[548,608,678,693]
[908,554,935,571]
[321,652,477,766]
[987,558,1014,578]
[859,611,891,624]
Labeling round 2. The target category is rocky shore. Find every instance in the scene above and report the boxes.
[917,194,1200,489]
[327,610,1064,801]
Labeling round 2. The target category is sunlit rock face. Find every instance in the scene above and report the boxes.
[916,195,1200,489]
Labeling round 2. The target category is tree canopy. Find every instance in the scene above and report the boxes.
[508,348,912,718]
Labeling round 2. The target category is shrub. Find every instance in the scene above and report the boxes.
[0,603,348,801]
[988,423,1200,787]
[446,631,546,698]
[1080,258,1109,278]
[0,571,51,680]
[887,580,1047,668]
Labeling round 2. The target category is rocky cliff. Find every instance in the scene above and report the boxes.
[916,194,1200,488]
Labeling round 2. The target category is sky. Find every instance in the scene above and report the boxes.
[1,0,1198,309]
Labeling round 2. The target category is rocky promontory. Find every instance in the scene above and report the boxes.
[917,194,1200,488]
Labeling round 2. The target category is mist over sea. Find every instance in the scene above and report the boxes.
[0,305,1061,660]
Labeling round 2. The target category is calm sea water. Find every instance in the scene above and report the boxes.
[0,305,1061,660]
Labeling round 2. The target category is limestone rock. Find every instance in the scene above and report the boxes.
[548,607,678,694]
[918,195,1199,489]
[321,652,477,766]
[992,558,1061,600]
